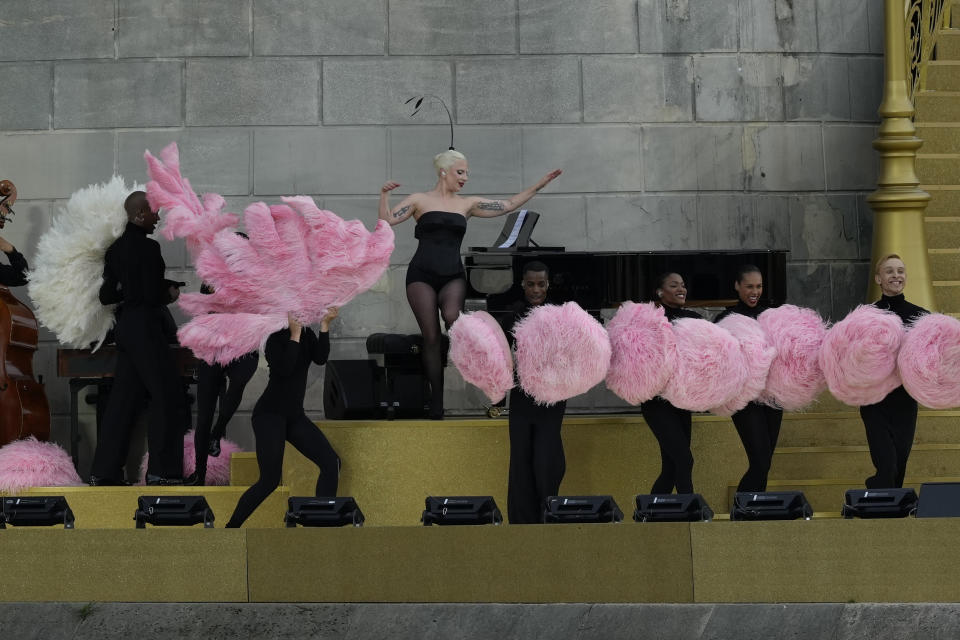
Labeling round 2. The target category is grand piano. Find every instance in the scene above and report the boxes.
[464,210,788,315]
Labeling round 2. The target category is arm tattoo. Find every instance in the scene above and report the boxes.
[392,205,411,219]
[477,201,506,212]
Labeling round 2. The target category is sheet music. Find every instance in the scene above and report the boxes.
[498,210,527,249]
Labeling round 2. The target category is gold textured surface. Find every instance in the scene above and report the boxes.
[692,519,960,602]
[0,529,247,601]
[246,524,693,603]
[20,485,289,529]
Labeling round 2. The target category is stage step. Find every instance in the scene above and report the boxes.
[916,91,960,121]
[923,185,960,216]
[930,249,960,279]
[769,444,960,481]
[918,123,960,153]
[776,410,960,447]
[230,452,260,486]
[19,485,289,529]
[927,217,960,248]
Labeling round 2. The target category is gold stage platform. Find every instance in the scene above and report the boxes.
[4,520,960,603]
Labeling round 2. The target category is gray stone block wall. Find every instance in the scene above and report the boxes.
[0,0,884,440]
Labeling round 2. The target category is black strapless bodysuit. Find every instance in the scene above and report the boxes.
[405,211,468,291]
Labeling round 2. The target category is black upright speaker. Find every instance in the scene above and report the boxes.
[917,482,960,518]
[323,360,377,419]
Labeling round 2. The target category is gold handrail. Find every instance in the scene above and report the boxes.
[905,0,950,99]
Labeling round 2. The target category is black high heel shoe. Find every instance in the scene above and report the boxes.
[208,438,221,458]
[184,470,206,486]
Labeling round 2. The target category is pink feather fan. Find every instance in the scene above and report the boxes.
[662,318,746,412]
[139,431,243,486]
[514,302,611,405]
[898,313,960,409]
[0,437,83,494]
[819,305,904,407]
[710,313,776,416]
[605,302,676,405]
[448,311,514,403]
[757,304,827,411]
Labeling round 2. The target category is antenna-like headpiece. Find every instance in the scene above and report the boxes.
[406,95,455,150]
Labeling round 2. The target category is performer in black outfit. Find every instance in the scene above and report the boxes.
[379,149,561,419]
[713,264,783,492]
[225,309,340,528]
[89,191,185,486]
[860,254,928,489]
[0,234,28,287]
[499,261,568,524]
[641,272,701,494]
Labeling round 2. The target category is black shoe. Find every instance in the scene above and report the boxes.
[429,407,444,420]
[88,475,130,487]
[208,438,221,458]
[184,471,206,486]
[145,474,185,486]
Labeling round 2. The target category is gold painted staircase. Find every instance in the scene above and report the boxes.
[917,2,960,317]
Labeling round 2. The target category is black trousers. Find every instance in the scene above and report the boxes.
[193,352,258,473]
[507,388,566,524]
[860,385,918,489]
[226,412,340,528]
[732,402,784,492]
[90,307,185,480]
[641,397,694,494]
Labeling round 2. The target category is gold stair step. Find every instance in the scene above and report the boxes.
[18,485,289,529]
[934,280,960,311]
[939,30,960,59]
[926,61,960,91]
[777,411,960,447]
[930,249,960,279]
[916,92,960,121]
[770,444,960,481]
[926,216,960,249]
[917,123,960,153]
[916,153,960,184]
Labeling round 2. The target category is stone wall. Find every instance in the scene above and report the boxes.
[0,0,883,467]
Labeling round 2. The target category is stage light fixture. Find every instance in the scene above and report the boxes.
[421,496,502,526]
[134,495,214,528]
[841,488,917,518]
[543,495,624,524]
[917,482,960,518]
[633,493,714,522]
[285,497,365,527]
[0,496,75,529]
[730,491,813,521]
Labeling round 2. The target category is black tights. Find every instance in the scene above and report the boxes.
[641,397,694,494]
[406,278,465,417]
[861,386,918,489]
[193,352,258,474]
[225,412,339,528]
[731,402,783,492]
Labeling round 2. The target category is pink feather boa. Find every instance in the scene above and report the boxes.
[605,302,676,405]
[758,304,827,411]
[662,318,746,412]
[819,305,904,406]
[138,431,244,486]
[514,302,611,405]
[0,437,83,494]
[448,311,514,404]
[710,313,776,416]
[898,313,960,409]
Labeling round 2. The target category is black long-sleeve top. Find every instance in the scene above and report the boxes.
[713,300,769,323]
[99,222,169,308]
[661,304,702,321]
[873,293,927,324]
[254,327,330,417]
[0,248,28,287]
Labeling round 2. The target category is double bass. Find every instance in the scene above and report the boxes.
[0,179,51,445]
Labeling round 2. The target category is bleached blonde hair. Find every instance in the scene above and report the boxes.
[433,149,467,175]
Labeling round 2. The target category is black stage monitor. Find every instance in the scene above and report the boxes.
[543,496,624,524]
[917,482,960,518]
[285,497,365,527]
[730,491,813,521]
[134,496,214,528]
[421,496,502,526]
[323,360,378,419]
[633,493,714,522]
[1,496,75,529]
[841,488,917,519]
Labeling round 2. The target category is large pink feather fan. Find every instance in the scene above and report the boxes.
[177,313,288,366]
[758,304,827,411]
[448,311,514,404]
[145,143,238,259]
[138,431,243,486]
[605,302,676,405]
[662,318,746,412]
[710,314,777,416]
[0,437,84,494]
[514,302,612,405]
[819,305,904,407]
[898,313,960,409]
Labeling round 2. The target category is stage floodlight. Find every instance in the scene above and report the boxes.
[633,493,714,522]
[543,495,624,524]
[841,488,917,519]
[730,491,813,521]
[0,496,75,529]
[134,495,214,528]
[917,482,960,518]
[421,496,502,526]
[285,497,365,527]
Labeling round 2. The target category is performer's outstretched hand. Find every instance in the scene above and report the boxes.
[320,307,339,332]
[381,181,401,193]
[536,170,562,191]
